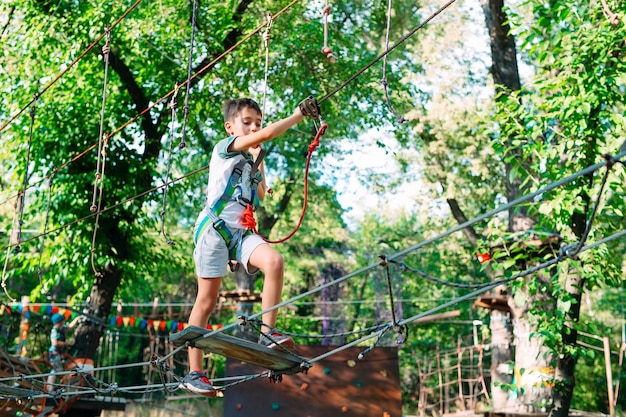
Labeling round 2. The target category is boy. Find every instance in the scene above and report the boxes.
[181,97,319,396]
[47,313,80,392]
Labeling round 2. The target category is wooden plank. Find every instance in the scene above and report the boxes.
[170,326,309,373]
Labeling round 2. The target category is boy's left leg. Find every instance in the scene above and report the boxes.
[247,242,294,349]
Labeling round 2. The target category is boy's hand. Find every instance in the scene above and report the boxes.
[299,96,320,118]
[249,144,263,159]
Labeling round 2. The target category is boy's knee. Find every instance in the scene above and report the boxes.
[264,251,284,273]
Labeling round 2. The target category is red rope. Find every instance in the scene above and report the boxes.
[254,123,328,244]
[240,204,257,230]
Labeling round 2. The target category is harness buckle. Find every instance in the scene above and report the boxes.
[212,218,233,244]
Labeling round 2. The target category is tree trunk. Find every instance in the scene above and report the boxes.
[508,265,556,414]
[71,263,122,360]
[489,297,514,411]
[549,265,584,417]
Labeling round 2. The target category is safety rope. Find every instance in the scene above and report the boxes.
[15,100,38,252]
[260,12,273,127]
[178,0,199,150]
[247,121,328,243]
[1,245,15,302]
[321,0,335,62]
[90,136,109,278]
[0,99,38,302]
[159,83,181,246]
[90,29,111,214]
[381,0,407,123]
[563,155,614,258]
[36,176,55,291]
[389,258,520,289]
[600,0,620,25]
[89,31,113,277]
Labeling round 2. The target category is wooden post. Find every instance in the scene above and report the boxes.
[603,337,615,417]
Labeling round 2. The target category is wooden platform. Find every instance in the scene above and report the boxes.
[170,326,310,374]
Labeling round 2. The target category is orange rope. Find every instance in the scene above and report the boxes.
[256,123,328,244]
[241,204,257,230]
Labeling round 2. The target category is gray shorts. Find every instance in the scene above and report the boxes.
[193,225,266,278]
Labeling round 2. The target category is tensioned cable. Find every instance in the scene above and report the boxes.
[565,157,613,258]
[318,0,458,104]
[0,0,144,135]
[0,0,301,211]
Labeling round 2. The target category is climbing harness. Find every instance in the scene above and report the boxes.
[194,152,264,270]
[195,96,323,255]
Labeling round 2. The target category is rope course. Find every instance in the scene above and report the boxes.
[0,0,624,407]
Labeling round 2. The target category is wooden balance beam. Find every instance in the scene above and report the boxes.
[169,326,311,377]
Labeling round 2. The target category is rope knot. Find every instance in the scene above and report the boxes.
[308,137,320,153]
[240,204,257,230]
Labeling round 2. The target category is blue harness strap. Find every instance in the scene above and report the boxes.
[195,152,264,262]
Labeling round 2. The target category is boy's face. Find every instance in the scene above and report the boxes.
[224,107,262,137]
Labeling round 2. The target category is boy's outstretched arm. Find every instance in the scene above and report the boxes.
[230,108,303,152]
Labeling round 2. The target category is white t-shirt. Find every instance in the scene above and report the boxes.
[200,136,262,230]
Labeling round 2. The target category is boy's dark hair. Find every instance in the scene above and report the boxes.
[222,98,262,123]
